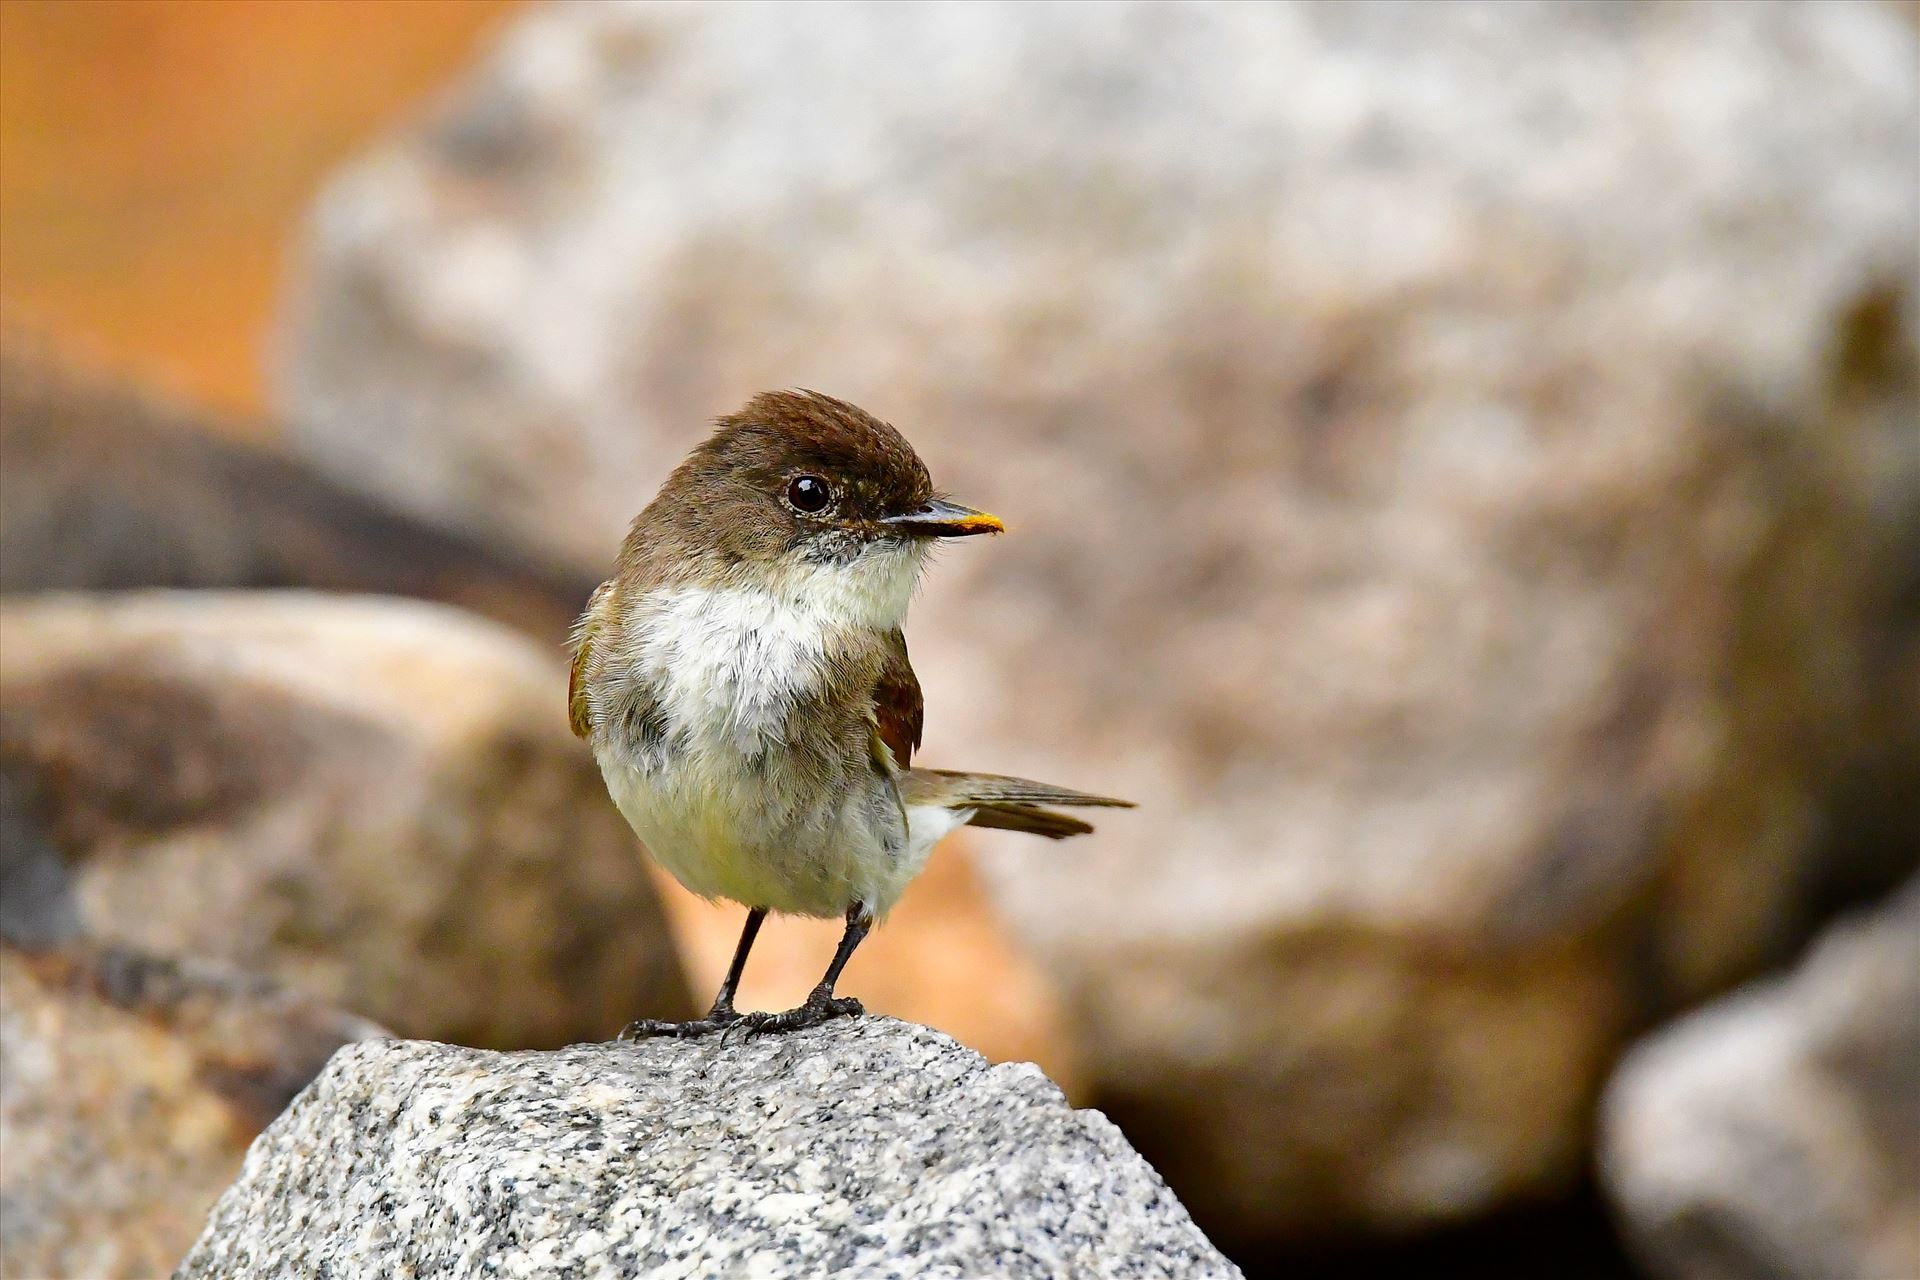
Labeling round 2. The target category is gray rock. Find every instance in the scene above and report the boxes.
[174,1018,1239,1279]
[1600,883,1920,1280]
[0,591,693,1048]
[280,0,1920,1238]
[1,943,382,1280]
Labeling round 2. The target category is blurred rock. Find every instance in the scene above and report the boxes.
[0,942,381,1280]
[280,0,1920,1239]
[1601,884,1920,1280]
[176,1019,1237,1279]
[0,591,692,1047]
[0,342,597,645]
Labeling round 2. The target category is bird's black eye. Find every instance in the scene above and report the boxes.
[786,475,831,514]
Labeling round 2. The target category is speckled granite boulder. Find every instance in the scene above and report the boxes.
[1600,883,1920,1280]
[174,1018,1238,1279]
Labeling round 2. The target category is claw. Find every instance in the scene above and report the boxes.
[741,994,865,1035]
[617,1007,742,1041]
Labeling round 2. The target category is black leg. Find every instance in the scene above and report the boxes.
[818,904,870,994]
[618,907,767,1041]
[711,907,767,1015]
[742,903,871,1035]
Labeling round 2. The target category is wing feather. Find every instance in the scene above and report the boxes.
[567,581,613,739]
[872,629,924,770]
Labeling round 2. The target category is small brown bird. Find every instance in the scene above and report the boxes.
[569,390,1130,1036]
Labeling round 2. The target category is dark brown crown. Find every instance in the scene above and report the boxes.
[695,389,933,516]
[618,390,937,579]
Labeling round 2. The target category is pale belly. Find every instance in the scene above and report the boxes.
[598,747,958,919]
[587,566,963,918]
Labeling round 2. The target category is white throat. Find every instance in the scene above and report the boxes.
[756,539,928,632]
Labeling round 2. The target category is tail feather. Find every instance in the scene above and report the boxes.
[965,803,1096,839]
[901,768,1133,841]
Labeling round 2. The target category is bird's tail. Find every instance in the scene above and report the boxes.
[899,768,1133,840]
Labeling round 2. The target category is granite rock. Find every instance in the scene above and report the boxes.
[175,1018,1238,1279]
[0,943,381,1280]
[280,0,1920,1237]
[0,591,692,1048]
[1601,883,1920,1280]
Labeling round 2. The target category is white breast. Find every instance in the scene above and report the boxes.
[638,583,832,756]
[634,544,924,755]
[595,542,937,918]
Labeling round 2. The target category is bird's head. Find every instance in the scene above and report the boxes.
[630,390,1001,623]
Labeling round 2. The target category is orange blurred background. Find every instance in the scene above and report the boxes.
[0,0,521,423]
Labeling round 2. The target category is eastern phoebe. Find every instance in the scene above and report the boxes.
[570,390,1130,1037]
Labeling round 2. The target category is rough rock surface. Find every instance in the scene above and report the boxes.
[0,943,380,1280]
[0,342,595,646]
[281,0,1920,1237]
[0,591,692,1047]
[175,1018,1238,1279]
[1601,884,1920,1280]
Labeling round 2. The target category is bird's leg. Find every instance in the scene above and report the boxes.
[706,906,767,1020]
[743,904,871,1034]
[619,907,767,1040]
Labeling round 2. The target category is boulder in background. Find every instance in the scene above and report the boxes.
[1601,884,1920,1280]
[0,341,595,646]
[276,0,1920,1239]
[0,591,692,1048]
[0,943,380,1280]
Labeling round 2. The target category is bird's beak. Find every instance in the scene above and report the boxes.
[881,497,1005,538]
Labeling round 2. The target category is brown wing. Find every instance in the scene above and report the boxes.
[568,641,593,739]
[872,628,924,770]
[567,581,612,739]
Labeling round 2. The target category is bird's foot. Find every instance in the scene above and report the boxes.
[740,990,864,1035]
[617,1006,742,1041]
